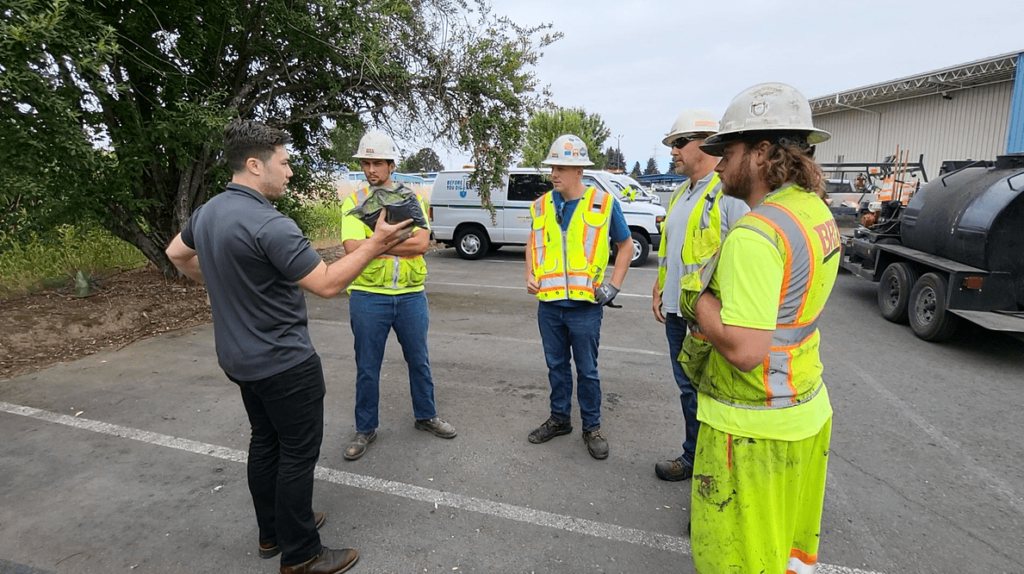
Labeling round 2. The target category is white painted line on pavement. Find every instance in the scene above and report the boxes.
[842,360,1024,518]
[0,400,882,574]
[430,281,649,298]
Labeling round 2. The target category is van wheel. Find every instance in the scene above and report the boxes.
[629,231,649,267]
[455,227,489,260]
[908,273,960,342]
[877,262,918,323]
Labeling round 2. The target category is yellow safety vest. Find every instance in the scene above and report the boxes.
[696,184,841,409]
[656,173,723,295]
[529,186,613,302]
[342,185,428,294]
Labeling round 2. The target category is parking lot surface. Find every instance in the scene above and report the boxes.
[2,247,1022,573]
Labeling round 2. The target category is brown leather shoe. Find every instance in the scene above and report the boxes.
[258,512,326,559]
[280,546,358,574]
[343,429,377,461]
[414,416,457,439]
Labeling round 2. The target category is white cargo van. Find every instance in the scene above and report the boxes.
[430,167,665,266]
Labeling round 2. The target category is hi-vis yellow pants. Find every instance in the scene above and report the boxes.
[690,418,831,574]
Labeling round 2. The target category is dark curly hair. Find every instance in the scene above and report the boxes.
[745,134,825,197]
[223,119,291,173]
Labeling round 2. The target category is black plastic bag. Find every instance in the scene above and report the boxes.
[346,186,428,231]
[383,193,428,228]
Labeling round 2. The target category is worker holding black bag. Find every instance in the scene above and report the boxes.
[339,130,456,462]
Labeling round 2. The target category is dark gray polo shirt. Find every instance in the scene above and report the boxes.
[182,183,322,381]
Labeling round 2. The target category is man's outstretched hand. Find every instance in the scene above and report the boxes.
[368,211,413,254]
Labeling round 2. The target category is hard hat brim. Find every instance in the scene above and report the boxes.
[661,131,716,147]
[699,127,831,157]
[541,158,595,167]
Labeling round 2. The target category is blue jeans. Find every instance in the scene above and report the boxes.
[230,353,324,566]
[349,290,436,432]
[666,313,699,465]
[537,302,604,431]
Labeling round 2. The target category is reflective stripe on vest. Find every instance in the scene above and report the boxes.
[529,187,613,302]
[678,173,723,292]
[703,184,840,409]
[657,174,722,292]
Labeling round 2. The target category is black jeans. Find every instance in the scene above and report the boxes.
[229,353,324,566]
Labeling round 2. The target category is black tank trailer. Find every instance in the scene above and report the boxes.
[840,153,1024,342]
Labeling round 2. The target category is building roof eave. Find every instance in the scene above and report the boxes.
[809,50,1022,114]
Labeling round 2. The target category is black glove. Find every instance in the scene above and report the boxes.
[594,283,620,306]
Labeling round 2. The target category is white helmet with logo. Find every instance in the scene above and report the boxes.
[662,109,720,146]
[700,82,830,157]
[541,134,594,167]
[353,130,400,161]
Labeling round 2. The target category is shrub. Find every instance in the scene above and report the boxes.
[0,224,146,297]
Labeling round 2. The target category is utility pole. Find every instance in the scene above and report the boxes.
[615,134,623,172]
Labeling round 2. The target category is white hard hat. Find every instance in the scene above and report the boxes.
[662,109,719,146]
[541,134,595,167]
[700,82,830,157]
[353,130,400,161]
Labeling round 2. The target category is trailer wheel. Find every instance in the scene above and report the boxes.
[877,262,918,323]
[908,273,960,342]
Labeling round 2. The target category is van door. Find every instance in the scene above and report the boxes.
[432,171,504,243]
[504,173,550,244]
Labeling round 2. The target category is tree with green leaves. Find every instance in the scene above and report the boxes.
[398,148,445,174]
[519,107,610,168]
[1,0,558,275]
[644,157,660,175]
[630,161,642,178]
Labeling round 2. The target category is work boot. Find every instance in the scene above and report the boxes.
[414,416,457,439]
[259,512,326,559]
[528,416,572,444]
[343,429,376,461]
[279,546,358,574]
[582,428,609,460]
[655,458,694,482]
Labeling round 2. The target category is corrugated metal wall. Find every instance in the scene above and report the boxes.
[813,81,1013,179]
[1007,54,1024,152]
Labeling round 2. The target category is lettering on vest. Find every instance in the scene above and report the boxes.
[813,219,841,262]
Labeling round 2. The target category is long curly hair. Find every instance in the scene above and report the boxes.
[759,139,826,198]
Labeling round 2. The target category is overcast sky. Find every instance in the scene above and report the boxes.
[432,0,1023,172]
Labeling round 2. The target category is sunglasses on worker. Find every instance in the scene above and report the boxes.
[670,135,702,148]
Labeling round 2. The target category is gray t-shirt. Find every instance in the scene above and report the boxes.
[662,172,748,314]
[182,183,322,381]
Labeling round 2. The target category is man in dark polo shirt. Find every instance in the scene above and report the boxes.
[166,119,412,574]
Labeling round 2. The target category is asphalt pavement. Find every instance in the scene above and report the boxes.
[1,246,1022,574]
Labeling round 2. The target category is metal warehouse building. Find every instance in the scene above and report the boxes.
[810,50,1024,180]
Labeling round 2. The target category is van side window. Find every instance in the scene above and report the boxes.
[508,174,550,202]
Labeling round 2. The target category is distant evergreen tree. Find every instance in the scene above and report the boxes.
[644,157,659,175]
[630,161,642,178]
[603,147,626,171]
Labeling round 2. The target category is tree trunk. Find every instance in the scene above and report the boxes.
[105,201,179,277]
